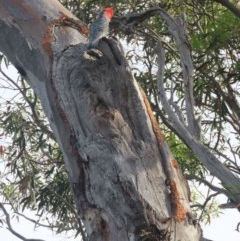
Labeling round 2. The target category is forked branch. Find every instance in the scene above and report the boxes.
[0,203,45,241]
[156,9,240,205]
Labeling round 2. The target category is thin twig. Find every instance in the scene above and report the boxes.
[186,173,231,196]
[0,203,45,241]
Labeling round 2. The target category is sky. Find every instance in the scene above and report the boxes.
[0,210,75,241]
[0,54,239,241]
[203,209,240,241]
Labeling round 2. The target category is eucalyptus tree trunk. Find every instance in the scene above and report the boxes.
[0,0,202,240]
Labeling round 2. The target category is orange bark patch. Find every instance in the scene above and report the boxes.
[171,159,178,169]
[58,12,89,36]
[140,88,165,143]
[170,180,186,222]
[42,24,54,55]
[42,13,89,55]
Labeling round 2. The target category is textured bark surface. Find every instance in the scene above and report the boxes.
[0,0,202,240]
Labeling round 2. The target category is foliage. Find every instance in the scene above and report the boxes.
[0,67,79,235]
[0,0,240,238]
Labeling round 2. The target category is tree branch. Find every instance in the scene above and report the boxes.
[0,68,55,140]
[15,212,58,229]
[186,174,230,196]
[0,203,45,241]
[213,0,240,18]
[45,186,87,241]
[156,12,240,204]
[197,192,220,223]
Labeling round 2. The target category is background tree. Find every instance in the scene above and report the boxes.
[0,0,239,240]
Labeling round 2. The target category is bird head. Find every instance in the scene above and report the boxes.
[104,7,114,20]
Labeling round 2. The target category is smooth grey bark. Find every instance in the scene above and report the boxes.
[156,10,240,204]
[0,1,202,240]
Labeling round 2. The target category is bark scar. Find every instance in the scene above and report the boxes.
[140,88,186,222]
[42,12,89,55]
